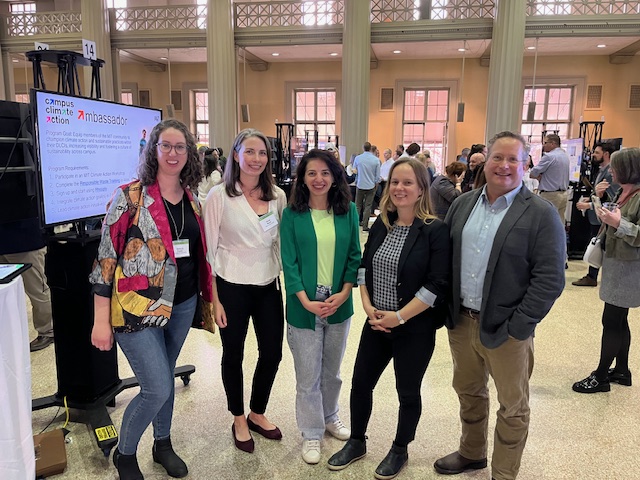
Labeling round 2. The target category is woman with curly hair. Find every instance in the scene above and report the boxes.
[90,119,214,479]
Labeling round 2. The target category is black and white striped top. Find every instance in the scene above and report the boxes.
[371,225,411,311]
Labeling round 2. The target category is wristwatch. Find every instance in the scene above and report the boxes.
[396,311,406,325]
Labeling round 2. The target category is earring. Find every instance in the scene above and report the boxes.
[331,183,337,188]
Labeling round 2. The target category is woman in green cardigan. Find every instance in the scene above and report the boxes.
[280,149,361,465]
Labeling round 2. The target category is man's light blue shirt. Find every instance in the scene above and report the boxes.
[460,184,523,311]
[530,147,570,192]
[353,151,381,190]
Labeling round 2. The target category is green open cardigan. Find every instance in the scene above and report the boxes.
[280,202,361,330]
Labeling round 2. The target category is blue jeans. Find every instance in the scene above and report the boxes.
[287,286,351,440]
[114,295,196,454]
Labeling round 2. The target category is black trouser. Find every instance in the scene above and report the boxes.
[216,276,284,416]
[349,321,436,447]
[595,302,631,377]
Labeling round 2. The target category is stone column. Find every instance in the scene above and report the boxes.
[0,51,16,101]
[341,0,371,162]
[485,0,526,137]
[111,48,121,102]
[207,0,237,151]
[81,0,114,100]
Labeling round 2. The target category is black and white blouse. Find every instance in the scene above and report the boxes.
[371,224,411,311]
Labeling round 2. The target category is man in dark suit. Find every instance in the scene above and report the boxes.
[434,131,566,480]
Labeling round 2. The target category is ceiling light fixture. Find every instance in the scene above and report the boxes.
[458,48,466,52]
[597,44,606,48]
[159,56,167,60]
[330,52,338,56]
[392,50,401,54]
[527,46,536,50]
[12,59,19,63]
[271,52,280,56]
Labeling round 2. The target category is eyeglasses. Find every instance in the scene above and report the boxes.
[156,143,187,155]
[489,155,524,165]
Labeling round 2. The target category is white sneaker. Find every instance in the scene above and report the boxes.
[302,439,321,464]
[325,418,350,441]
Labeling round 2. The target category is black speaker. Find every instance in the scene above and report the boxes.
[46,235,119,403]
[241,104,250,123]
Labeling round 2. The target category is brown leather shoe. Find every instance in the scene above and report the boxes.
[247,418,282,440]
[572,275,597,287]
[30,336,54,352]
[434,451,487,474]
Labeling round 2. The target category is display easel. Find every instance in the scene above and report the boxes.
[29,50,195,457]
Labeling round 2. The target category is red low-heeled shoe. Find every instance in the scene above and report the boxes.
[247,418,282,440]
[232,424,254,453]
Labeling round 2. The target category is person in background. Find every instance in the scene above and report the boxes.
[416,151,436,185]
[0,218,55,351]
[435,131,565,480]
[473,163,487,190]
[204,129,287,454]
[90,119,213,479]
[197,149,223,204]
[325,142,340,163]
[470,143,487,157]
[430,161,466,221]
[395,144,405,158]
[572,148,640,394]
[328,158,450,480]
[458,147,471,165]
[461,152,486,193]
[374,148,394,213]
[573,142,619,287]
[530,134,570,226]
[281,149,361,464]
[217,147,227,172]
[403,142,420,158]
[352,142,381,232]
[522,155,539,193]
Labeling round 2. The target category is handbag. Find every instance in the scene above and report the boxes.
[583,235,603,268]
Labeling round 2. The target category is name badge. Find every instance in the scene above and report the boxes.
[259,211,278,232]
[173,239,190,258]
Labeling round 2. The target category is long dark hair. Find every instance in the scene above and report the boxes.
[289,149,351,215]
[138,119,202,190]
[222,128,275,201]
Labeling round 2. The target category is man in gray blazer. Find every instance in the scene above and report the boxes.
[434,131,566,480]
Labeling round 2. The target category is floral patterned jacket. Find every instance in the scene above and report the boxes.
[89,180,213,333]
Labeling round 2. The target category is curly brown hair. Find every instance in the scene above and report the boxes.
[138,119,202,190]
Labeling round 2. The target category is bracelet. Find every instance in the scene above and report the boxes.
[396,311,406,325]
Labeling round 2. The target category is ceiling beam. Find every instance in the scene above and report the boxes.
[119,49,166,72]
[239,49,269,71]
[609,39,640,64]
[479,42,492,67]
[370,45,378,69]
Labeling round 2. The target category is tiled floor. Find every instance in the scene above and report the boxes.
[29,255,640,479]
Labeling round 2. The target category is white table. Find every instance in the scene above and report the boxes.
[0,277,35,480]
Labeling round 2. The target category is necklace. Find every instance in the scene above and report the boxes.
[163,196,184,239]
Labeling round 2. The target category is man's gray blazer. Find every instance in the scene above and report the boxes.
[444,185,566,348]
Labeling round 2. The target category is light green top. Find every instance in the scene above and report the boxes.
[310,209,335,287]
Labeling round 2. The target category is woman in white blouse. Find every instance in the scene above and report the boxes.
[204,129,287,453]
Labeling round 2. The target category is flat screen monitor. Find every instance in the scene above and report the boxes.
[31,89,161,227]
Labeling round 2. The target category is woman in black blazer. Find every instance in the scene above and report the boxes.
[327,158,451,479]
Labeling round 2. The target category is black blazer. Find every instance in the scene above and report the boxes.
[361,212,451,331]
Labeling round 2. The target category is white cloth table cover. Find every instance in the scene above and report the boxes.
[0,277,35,480]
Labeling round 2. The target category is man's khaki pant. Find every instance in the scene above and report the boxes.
[447,311,534,480]
[539,190,568,226]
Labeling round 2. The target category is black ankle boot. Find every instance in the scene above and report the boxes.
[327,438,367,471]
[374,443,408,480]
[113,449,144,480]
[152,437,188,478]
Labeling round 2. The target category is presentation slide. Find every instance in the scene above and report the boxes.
[32,90,161,226]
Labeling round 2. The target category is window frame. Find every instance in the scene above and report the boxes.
[293,88,337,149]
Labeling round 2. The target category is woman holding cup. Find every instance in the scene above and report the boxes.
[573,147,640,393]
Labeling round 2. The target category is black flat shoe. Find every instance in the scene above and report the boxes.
[572,372,611,393]
[232,424,254,453]
[327,438,366,471]
[374,443,408,480]
[152,437,188,478]
[608,368,632,386]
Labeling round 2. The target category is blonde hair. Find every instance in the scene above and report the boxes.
[379,158,436,230]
